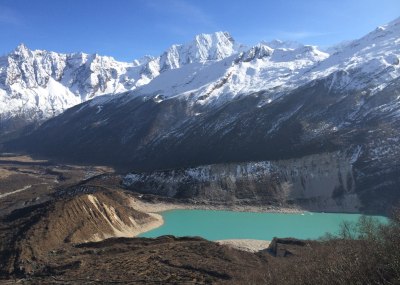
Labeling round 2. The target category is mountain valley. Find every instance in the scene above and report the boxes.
[1,15,400,284]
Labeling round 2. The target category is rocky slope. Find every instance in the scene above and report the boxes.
[14,74,400,213]
[123,152,361,213]
[0,188,161,275]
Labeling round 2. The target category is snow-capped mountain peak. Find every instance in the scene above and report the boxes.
[308,17,400,92]
[158,31,240,71]
[12,43,31,57]
[193,31,237,60]
[239,43,273,62]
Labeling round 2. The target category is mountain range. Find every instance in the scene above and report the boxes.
[3,17,400,213]
[0,32,241,134]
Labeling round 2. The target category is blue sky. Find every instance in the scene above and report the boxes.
[0,0,399,61]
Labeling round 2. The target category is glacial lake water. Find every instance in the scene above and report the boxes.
[139,209,388,241]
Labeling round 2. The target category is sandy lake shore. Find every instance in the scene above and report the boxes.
[216,239,271,252]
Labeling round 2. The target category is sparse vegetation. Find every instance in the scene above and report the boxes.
[256,209,400,285]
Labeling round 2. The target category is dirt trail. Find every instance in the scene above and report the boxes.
[0,185,33,199]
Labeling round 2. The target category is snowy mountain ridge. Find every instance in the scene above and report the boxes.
[0,17,399,133]
[0,31,244,129]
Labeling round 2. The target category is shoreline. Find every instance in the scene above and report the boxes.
[129,197,306,215]
[130,212,164,237]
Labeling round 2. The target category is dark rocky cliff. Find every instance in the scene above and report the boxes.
[123,152,363,213]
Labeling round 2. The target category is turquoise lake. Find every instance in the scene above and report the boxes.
[139,210,388,241]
